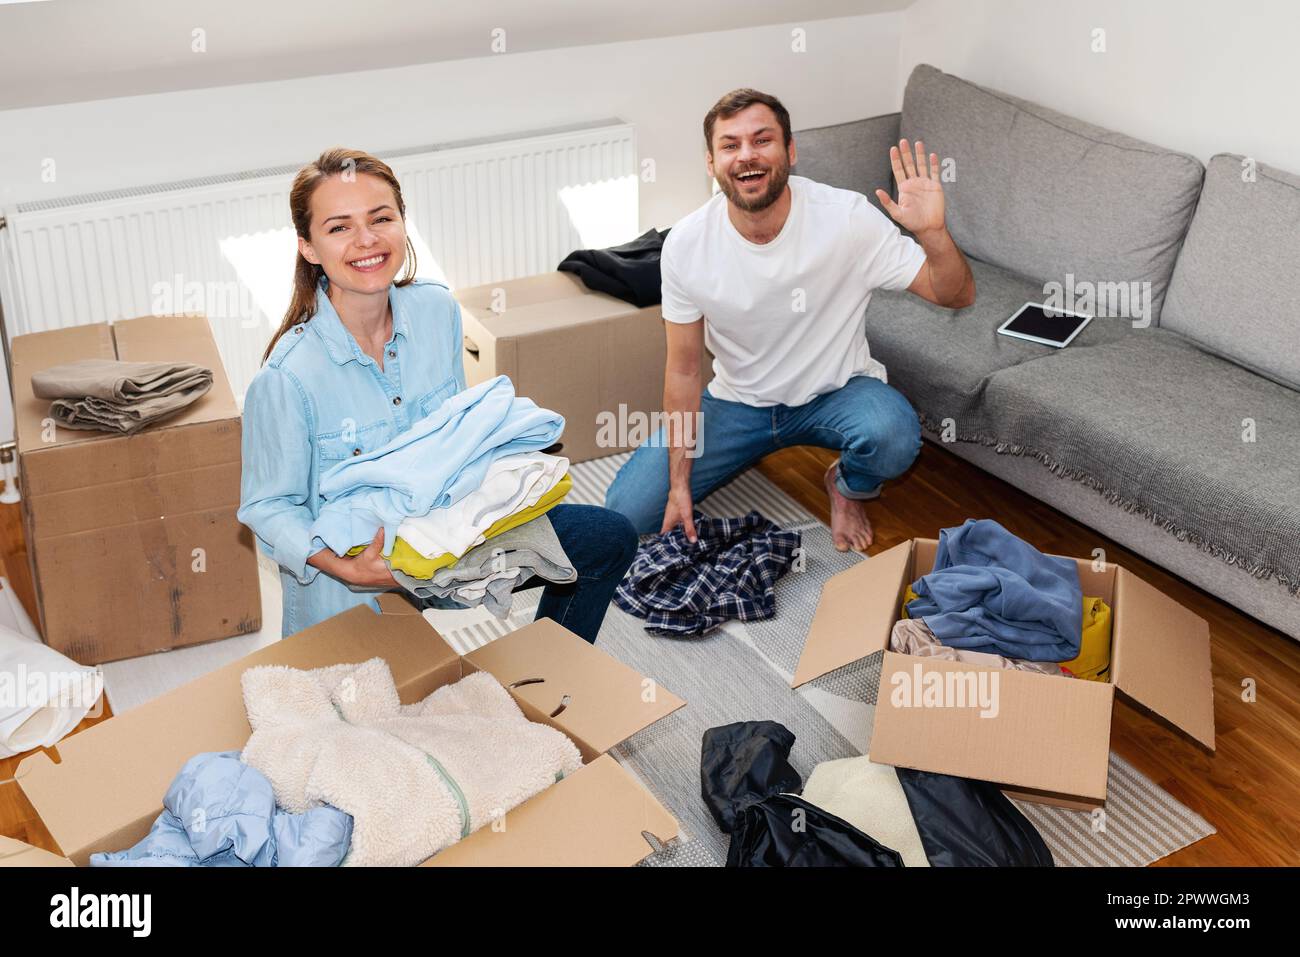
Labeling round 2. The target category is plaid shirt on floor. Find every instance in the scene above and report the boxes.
[614,511,802,637]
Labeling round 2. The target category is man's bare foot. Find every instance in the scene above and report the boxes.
[824,462,874,551]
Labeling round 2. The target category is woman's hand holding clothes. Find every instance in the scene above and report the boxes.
[342,527,399,588]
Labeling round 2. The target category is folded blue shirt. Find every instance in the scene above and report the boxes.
[907,518,1082,662]
[310,375,564,558]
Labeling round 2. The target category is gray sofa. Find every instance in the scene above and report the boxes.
[794,63,1300,641]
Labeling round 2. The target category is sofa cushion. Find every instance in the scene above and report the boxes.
[1160,154,1300,391]
[977,331,1300,595]
[900,63,1204,322]
[793,113,901,216]
[864,257,1135,428]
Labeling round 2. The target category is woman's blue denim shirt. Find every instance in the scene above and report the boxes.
[238,277,466,637]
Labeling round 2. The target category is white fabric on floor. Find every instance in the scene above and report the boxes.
[798,756,931,868]
[0,578,104,758]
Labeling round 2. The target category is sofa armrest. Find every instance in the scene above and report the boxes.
[792,112,901,214]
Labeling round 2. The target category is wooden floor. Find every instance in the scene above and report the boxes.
[3,439,1299,864]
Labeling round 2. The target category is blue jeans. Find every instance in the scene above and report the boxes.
[404,503,636,645]
[604,376,923,534]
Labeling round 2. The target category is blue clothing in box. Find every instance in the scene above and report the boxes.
[907,518,1083,661]
[90,751,352,867]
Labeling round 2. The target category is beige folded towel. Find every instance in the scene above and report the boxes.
[32,358,213,435]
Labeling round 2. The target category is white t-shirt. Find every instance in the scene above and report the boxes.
[661,174,927,408]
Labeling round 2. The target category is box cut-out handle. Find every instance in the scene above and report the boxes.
[506,676,571,719]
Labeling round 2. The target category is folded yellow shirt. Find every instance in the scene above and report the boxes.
[346,473,573,579]
[901,584,1113,681]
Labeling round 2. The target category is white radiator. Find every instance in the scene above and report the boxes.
[0,120,638,401]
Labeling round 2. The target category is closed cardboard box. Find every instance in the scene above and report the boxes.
[795,537,1216,807]
[456,272,712,464]
[11,316,261,664]
[10,594,684,866]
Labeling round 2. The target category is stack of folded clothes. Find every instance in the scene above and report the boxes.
[31,358,213,435]
[316,375,577,617]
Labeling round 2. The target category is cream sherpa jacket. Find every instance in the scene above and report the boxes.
[240,660,583,866]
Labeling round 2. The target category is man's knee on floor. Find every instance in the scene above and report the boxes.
[846,408,922,480]
[879,408,923,475]
[603,483,665,536]
[596,508,640,576]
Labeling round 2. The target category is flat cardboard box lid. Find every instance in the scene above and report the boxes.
[466,616,686,756]
[457,270,651,338]
[456,271,589,311]
[18,596,682,865]
[870,652,1116,800]
[425,754,677,866]
[462,291,647,344]
[1111,567,1215,749]
[11,315,239,455]
[793,540,912,686]
[0,835,74,867]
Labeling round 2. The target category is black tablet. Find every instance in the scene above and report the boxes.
[997,302,1093,348]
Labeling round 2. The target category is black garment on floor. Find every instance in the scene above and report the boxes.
[700,721,903,867]
[557,228,669,307]
[896,767,1055,867]
[727,795,904,867]
[701,721,802,834]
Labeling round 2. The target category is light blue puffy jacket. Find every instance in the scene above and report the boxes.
[90,751,352,867]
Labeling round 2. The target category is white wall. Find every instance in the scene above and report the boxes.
[898,0,1300,172]
[0,12,903,236]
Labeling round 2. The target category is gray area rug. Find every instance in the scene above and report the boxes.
[434,451,1216,867]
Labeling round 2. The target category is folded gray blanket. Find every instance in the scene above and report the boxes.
[395,515,576,618]
[32,358,213,435]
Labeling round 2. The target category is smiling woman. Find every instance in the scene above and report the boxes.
[237,147,638,640]
[262,148,419,365]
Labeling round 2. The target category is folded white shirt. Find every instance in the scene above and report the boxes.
[396,451,569,559]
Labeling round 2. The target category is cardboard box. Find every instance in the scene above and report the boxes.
[11,593,684,866]
[0,835,75,867]
[10,315,261,664]
[794,538,1216,807]
[455,272,713,464]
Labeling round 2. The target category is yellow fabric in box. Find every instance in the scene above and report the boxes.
[900,584,1112,681]
[1060,596,1112,682]
[345,473,572,579]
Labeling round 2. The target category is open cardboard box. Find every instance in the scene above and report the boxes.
[794,538,1216,808]
[9,594,684,866]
